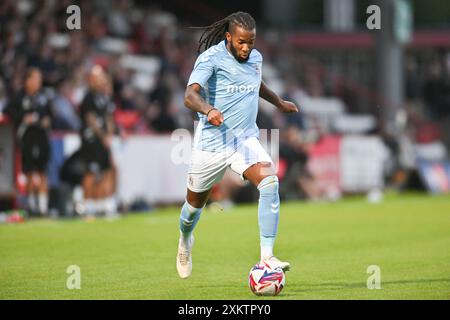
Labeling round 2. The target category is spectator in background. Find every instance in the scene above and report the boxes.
[17,26,41,65]
[78,65,117,218]
[423,57,450,150]
[404,56,422,102]
[4,68,52,216]
[51,80,81,131]
[0,79,7,112]
[148,73,177,132]
[106,0,133,38]
[424,60,448,120]
[34,44,59,87]
[278,126,324,201]
[282,80,307,130]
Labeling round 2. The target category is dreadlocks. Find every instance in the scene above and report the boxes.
[195,12,256,53]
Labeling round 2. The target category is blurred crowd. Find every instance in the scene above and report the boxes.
[1,0,450,212]
[0,0,203,134]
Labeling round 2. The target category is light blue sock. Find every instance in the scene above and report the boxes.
[179,201,203,242]
[257,175,280,259]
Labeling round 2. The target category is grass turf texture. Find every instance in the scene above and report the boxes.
[1,192,449,300]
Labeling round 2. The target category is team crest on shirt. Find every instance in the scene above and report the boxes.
[22,97,31,110]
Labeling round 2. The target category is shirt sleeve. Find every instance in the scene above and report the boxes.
[187,53,215,88]
[4,95,24,128]
[79,92,95,121]
[38,94,52,120]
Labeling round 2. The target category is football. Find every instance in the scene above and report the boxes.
[248,263,285,296]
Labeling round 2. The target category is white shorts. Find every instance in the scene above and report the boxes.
[187,137,273,193]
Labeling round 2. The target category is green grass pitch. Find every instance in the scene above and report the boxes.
[1,192,449,300]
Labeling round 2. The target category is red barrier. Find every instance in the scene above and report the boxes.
[307,135,342,193]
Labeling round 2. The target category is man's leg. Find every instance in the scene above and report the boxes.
[37,173,49,216]
[177,188,211,278]
[181,188,211,239]
[26,173,38,215]
[177,147,228,278]
[95,168,118,217]
[243,162,290,271]
[82,172,97,216]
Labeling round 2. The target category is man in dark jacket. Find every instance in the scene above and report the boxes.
[4,68,52,216]
[78,65,117,217]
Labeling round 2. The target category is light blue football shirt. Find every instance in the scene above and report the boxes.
[187,40,263,152]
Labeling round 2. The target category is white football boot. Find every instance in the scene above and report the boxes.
[261,256,291,272]
[176,235,194,278]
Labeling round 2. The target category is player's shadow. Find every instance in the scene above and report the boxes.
[285,278,450,294]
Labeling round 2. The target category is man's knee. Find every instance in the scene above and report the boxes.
[257,175,279,194]
[186,188,211,208]
[244,162,276,186]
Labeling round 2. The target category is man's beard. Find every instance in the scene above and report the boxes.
[230,42,250,63]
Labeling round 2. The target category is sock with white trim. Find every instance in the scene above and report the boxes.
[179,201,203,245]
[38,192,48,215]
[257,175,280,260]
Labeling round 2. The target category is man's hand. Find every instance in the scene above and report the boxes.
[207,108,224,126]
[259,81,299,114]
[102,135,113,148]
[278,100,299,113]
[41,116,51,129]
[23,113,37,125]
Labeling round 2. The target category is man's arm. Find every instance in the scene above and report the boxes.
[259,81,299,113]
[40,98,52,130]
[184,83,223,126]
[4,96,25,128]
[102,113,115,148]
[80,93,110,144]
[85,111,106,140]
[105,114,115,137]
